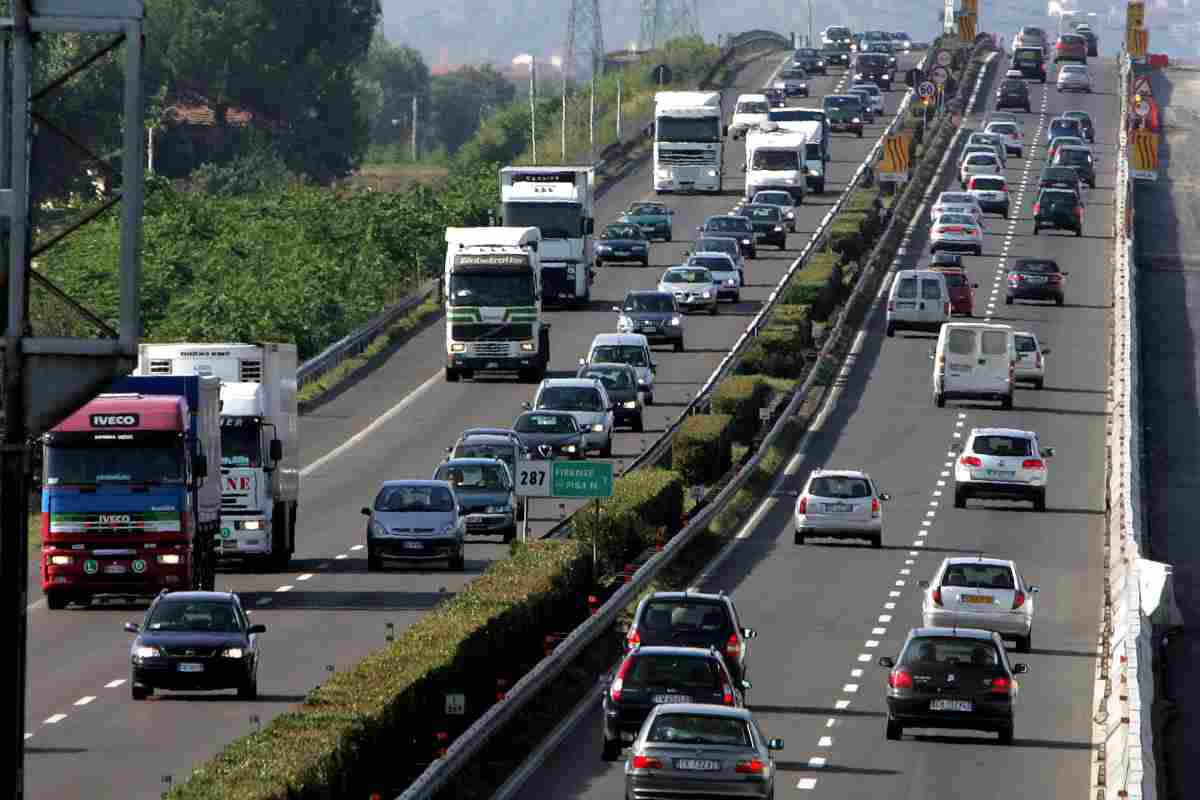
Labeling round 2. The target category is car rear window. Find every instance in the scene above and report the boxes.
[966,154,996,165]
[981,330,1009,355]
[624,654,723,691]
[455,443,515,468]
[1015,260,1057,273]
[896,277,917,299]
[989,123,1017,135]
[946,328,975,355]
[901,637,1001,667]
[972,178,1005,191]
[971,435,1033,456]
[690,256,734,272]
[921,279,943,300]
[1014,335,1037,352]
[942,563,1016,589]
[646,713,752,746]
[1057,150,1091,165]
[808,475,872,498]
[537,386,605,411]
[641,600,732,636]
[515,413,577,433]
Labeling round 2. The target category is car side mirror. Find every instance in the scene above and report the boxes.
[612,305,621,312]
[767,738,784,751]
[972,282,980,288]
[878,656,895,668]
[1043,447,1055,457]
[742,679,752,690]
[360,507,371,516]
[522,401,532,410]
[741,164,747,172]
[192,453,208,480]
[668,208,675,215]
[1013,663,1030,674]
[457,505,467,515]
[1041,347,1052,354]
[742,627,757,639]
[879,492,891,501]
[124,622,140,634]
[269,438,283,463]
[1029,585,1041,594]
[927,347,935,361]
[248,623,266,634]
[722,124,729,138]
[445,446,453,454]
[578,357,586,366]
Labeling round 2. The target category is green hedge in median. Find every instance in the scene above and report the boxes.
[711,375,771,443]
[780,250,842,319]
[570,467,684,570]
[671,413,733,487]
[736,326,807,379]
[166,539,591,800]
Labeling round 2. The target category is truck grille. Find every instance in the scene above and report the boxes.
[148,359,172,375]
[473,342,510,357]
[221,495,253,510]
[239,360,262,382]
[659,149,717,165]
[161,646,221,657]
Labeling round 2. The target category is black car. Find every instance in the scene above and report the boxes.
[601,645,747,760]
[854,53,892,89]
[862,43,897,68]
[995,79,1031,112]
[595,222,650,267]
[1006,257,1068,306]
[763,86,786,108]
[1048,116,1082,142]
[880,627,1029,744]
[125,590,264,700]
[929,252,964,269]
[822,94,865,137]
[739,204,788,249]
[1062,110,1095,142]
[626,590,757,685]
[578,362,643,431]
[1033,187,1084,236]
[821,42,852,68]
[697,214,756,257]
[1053,145,1096,188]
[778,66,811,97]
[613,290,685,351]
[512,410,586,459]
[1011,47,1046,82]
[791,47,826,74]
[1077,27,1099,56]
[1039,165,1084,194]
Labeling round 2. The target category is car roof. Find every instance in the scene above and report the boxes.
[969,173,1007,182]
[629,645,725,658]
[1013,330,1040,341]
[438,457,506,467]
[539,377,605,389]
[691,251,736,263]
[379,479,455,489]
[937,192,978,201]
[809,468,870,479]
[940,555,1016,569]
[460,427,518,439]
[646,590,728,603]
[896,269,946,277]
[706,214,749,222]
[592,332,649,346]
[753,190,793,199]
[908,626,999,642]
[625,289,674,298]
[582,361,636,372]
[457,433,518,446]
[737,93,768,102]
[156,590,236,603]
[969,426,1035,437]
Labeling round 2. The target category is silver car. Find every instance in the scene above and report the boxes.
[919,556,1040,652]
[658,266,719,315]
[361,480,465,571]
[529,378,614,457]
[688,252,741,302]
[624,704,783,800]
[749,190,797,232]
[794,468,890,548]
[1056,63,1091,93]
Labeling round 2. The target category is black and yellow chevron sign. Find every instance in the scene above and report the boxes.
[958,14,976,43]
[1130,129,1158,178]
[879,134,910,174]
[1126,27,1148,56]
[1126,1,1144,30]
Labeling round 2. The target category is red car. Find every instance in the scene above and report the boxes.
[1054,34,1087,64]
[929,265,978,316]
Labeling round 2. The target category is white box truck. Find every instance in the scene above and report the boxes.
[136,342,300,568]
[653,90,726,194]
[500,166,594,307]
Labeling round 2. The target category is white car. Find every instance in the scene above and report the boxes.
[931,191,984,224]
[529,378,614,456]
[1012,330,1049,389]
[960,152,1002,189]
[984,120,1024,157]
[729,93,770,139]
[963,136,1007,168]
[919,556,1040,652]
[953,427,1055,512]
[966,174,1010,218]
[693,235,746,275]
[657,265,718,315]
[850,81,885,115]
[751,190,798,232]
[582,332,656,402]
[794,468,890,548]
[687,252,741,302]
[1057,63,1092,92]
[985,111,1023,129]
[930,212,983,256]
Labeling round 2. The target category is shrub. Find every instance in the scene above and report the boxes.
[781,250,841,318]
[711,375,771,443]
[671,414,733,486]
[735,327,806,379]
[570,467,684,568]
[769,304,812,349]
[829,212,869,261]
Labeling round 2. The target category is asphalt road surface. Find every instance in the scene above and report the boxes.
[22,49,919,798]
[513,57,1117,800]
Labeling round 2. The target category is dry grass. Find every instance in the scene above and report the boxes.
[340,164,451,193]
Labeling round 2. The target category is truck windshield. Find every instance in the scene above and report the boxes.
[448,273,535,307]
[656,116,721,143]
[751,150,799,170]
[45,440,185,484]
[220,417,261,468]
[501,202,582,238]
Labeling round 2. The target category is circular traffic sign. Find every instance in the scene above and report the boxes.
[1135,100,1150,117]
[930,65,949,85]
[935,48,953,68]
[918,81,936,98]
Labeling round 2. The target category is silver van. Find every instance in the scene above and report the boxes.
[886,270,951,337]
[932,322,1017,409]
[361,480,465,571]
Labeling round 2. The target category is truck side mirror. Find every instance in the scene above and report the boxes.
[722,124,729,138]
[192,453,208,479]
[270,439,283,463]
[584,218,594,235]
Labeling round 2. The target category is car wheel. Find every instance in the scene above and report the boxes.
[1032,225,1039,235]
[367,546,382,572]
[1075,227,1083,237]
[674,340,684,353]
[1055,295,1064,306]
[45,591,68,611]
[885,321,895,338]
[645,393,655,407]
[1034,490,1047,512]
[601,440,613,458]
[816,180,825,193]
[1005,295,1013,305]
[998,724,1015,745]
[1001,393,1014,410]
[794,529,805,546]
[1015,630,1032,653]
[871,533,882,549]
[857,129,863,138]
[641,259,649,267]
[665,232,672,242]
[131,683,152,701]
[710,303,719,316]
[602,734,622,762]
[449,551,467,571]
[886,717,903,741]
[954,487,966,508]
[237,672,258,700]
[935,391,945,408]
[502,525,516,544]
[632,415,644,433]
[974,246,982,257]
[445,367,459,383]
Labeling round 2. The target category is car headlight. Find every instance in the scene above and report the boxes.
[564,444,577,453]
[741,238,750,245]
[784,178,795,184]
[134,645,162,659]
[450,343,466,352]
[618,315,632,327]
[622,400,638,409]
[221,646,245,659]
[520,341,535,352]
[786,211,795,218]
[595,245,611,253]
[852,117,861,123]
[370,521,387,537]
[670,316,681,326]
[701,290,711,298]
[773,225,783,232]
[725,278,736,285]
[706,169,717,177]
[817,60,824,66]
[809,168,820,176]
[239,519,263,530]
[591,423,605,432]
[656,168,671,178]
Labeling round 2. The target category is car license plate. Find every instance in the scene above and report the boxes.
[824,502,852,512]
[988,469,1015,478]
[103,564,127,574]
[930,699,973,712]
[754,232,766,239]
[402,541,424,550]
[178,662,204,673]
[962,594,994,604]
[485,361,499,369]
[949,364,971,373]
[675,759,721,771]
[653,694,692,704]
[614,250,629,256]
[1025,276,1046,284]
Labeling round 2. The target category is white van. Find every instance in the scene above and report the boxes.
[885,270,951,337]
[932,322,1017,409]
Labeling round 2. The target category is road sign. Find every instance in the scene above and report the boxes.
[918,81,936,98]
[961,0,978,14]
[1135,99,1150,117]
[1132,75,1152,99]
[878,133,912,183]
[1126,1,1144,30]
[445,693,466,715]
[1130,128,1158,180]
[930,65,949,85]
[550,461,614,498]
[515,460,552,497]
[934,48,953,68]
[1126,27,1148,57]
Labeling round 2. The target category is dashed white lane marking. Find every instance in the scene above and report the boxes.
[335,554,348,560]
[842,683,859,693]
[884,602,895,610]
[857,653,872,662]
[835,699,851,710]
[865,640,880,648]
[850,667,863,677]
[275,585,294,593]
[819,736,834,747]
[350,544,365,551]
[256,597,273,606]
[104,679,125,689]
[43,714,66,724]
[297,573,314,581]
[808,756,828,768]
[73,696,95,706]
[873,627,888,635]
[798,778,819,790]
[23,733,32,740]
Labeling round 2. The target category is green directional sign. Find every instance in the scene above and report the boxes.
[551,461,614,498]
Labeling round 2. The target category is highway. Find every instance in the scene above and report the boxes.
[512,58,1117,800]
[23,48,919,799]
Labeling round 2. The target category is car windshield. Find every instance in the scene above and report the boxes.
[1015,51,1041,63]
[781,69,807,80]
[1050,120,1080,135]
[705,217,750,232]
[592,344,648,366]
[146,600,241,633]
[751,150,799,170]
[972,178,1005,191]
[1002,82,1025,93]
[624,654,723,691]
[1014,335,1038,352]
[988,123,1017,135]
[939,193,975,205]
[808,475,872,498]
[582,367,635,390]
[743,206,780,220]
[515,413,577,434]
[858,55,888,67]
[434,463,510,492]
[966,154,996,165]
[1065,112,1091,123]
[754,192,792,206]
[823,96,860,109]
[901,637,1001,668]
[374,484,455,512]
[696,238,739,257]
[628,203,666,215]
[971,435,1033,457]
[664,268,712,284]
[603,225,641,239]
[690,256,734,272]
[641,599,732,637]
[942,563,1016,589]
[537,386,605,411]
[1057,149,1091,165]
[737,101,769,114]
[939,213,975,225]
[454,442,515,471]
[1015,260,1058,273]
[624,294,675,312]
[822,43,848,53]
[646,713,752,746]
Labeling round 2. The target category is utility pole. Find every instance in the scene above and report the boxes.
[808,0,814,49]
[589,75,595,163]
[561,69,567,162]
[616,76,622,141]
[530,58,538,165]
[1,5,146,798]
[411,94,418,161]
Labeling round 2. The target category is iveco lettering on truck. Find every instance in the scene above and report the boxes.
[444,226,550,383]
[500,166,595,306]
[136,342,300,567]
[40,375,221,610]
[653,91,725,193]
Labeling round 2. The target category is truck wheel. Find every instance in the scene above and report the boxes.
[816,180,825,194]
[271,509,291,570]
[45,591,68,611]
[445,367,460,383]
